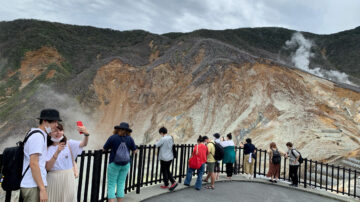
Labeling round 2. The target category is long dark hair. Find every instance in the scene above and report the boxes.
[47,123,67,147]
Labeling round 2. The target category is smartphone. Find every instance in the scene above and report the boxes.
[77,121,83,134]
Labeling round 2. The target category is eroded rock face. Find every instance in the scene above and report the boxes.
[18,46,63,89]
[92,55,360,161]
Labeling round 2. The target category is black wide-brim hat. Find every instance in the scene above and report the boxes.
[114,122,132,132]
[37,109,62,121]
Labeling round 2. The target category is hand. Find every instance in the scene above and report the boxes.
[78,126,89,135]
[56,142,66,153]
[39,188,48,202]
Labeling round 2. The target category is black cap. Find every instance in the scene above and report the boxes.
[37,109,62,121]
[213,133,220,139]
[114,122,132,132]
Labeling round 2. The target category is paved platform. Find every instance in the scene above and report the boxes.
[125,175,358,202]
[143,181,339,202]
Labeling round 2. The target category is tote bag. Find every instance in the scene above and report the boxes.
[189,144,202,169]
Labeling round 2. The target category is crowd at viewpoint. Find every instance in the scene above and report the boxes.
[3,108,302,202]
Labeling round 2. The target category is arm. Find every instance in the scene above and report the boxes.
[103,136,113,151]
[30,154,48,201]
[78,126,89,147]
[155,137,164,148]
[45,143,65,171]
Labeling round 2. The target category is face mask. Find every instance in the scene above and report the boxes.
[45,125,52,134]
[51,136,64,143]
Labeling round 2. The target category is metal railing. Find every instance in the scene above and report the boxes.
[1,145,359,201]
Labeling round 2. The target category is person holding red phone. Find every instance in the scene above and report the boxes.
[45,122,90,202]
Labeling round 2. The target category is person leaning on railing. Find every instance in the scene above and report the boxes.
[45,123,89,202]
[284,142,300,187]
[239,138,256,179]
[220,133,236,180]
[103,122,137,202]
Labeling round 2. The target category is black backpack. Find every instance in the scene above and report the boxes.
[210,142,224,161]
[272,149,281,164]
[171,136,178,159]
[1,130,44,191]
[291,149,304,164]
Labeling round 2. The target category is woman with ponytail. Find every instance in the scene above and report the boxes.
[184,136,209,190]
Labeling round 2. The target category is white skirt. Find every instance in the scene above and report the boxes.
[47,169,77,202]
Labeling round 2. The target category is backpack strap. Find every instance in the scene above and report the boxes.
[291,149,300,158]
[22,130,46,178]
[209,142,215,157]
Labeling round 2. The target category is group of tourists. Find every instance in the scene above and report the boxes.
[3,108,302,202]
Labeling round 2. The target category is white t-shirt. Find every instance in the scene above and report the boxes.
[220,140,235,147]
[46,139,83,171]
[21,128,48,188]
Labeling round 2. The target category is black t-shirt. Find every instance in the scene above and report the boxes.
[103,135,137,163]
[244,143,255,154]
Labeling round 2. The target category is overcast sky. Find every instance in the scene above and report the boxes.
[1,0,359,34]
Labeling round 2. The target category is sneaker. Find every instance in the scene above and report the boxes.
[160,185,169,189]
[184,183,190,187]
[169,182,178,191]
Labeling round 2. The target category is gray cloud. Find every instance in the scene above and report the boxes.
[0,0,359,34]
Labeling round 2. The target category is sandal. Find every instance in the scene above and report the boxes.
[205,185,215,190]
[202,179,208,183]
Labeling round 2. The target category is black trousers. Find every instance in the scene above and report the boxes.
[289,165,299,185]
[161,160,175,186]
[226,163,233,177]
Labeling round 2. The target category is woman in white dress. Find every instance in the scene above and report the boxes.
[45,123,89,202]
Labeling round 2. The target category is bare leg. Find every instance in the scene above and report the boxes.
[117,198,123,202]
[211,172,215,187]
[108,199,115,202]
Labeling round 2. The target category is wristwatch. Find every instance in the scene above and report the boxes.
[84,133,90,136]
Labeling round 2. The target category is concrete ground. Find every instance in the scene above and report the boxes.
[125,174,357,202]
[143,181,338,202]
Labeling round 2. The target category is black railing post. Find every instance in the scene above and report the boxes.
[84,151,92,202]
[309,160,312,187]
[179,144,184,183]
[331,164,334,192]
[283,157,286,180]
[258,149,262,175]
[253,149,257,178]
[337,166,340,193]
[304,159,308,188]
[263,151,267,176]
[77,151,85,202]
[90,150,102,202]
[151,145,156,185]
[348,168,351,196]
[136,145,144,194]
[325,163,328,191]
[315,161,318,188]
[320,162,323,189]
[354,170,357,197]
[342,167,345,195]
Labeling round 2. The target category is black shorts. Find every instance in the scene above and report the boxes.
[215,162,220,172]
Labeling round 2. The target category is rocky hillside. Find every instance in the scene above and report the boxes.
[0,19,360,162]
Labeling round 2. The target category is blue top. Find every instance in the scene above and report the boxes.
[243,143,255,154]
[103,135,137,164]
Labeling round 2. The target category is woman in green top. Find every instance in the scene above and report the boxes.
[220,133,236,179]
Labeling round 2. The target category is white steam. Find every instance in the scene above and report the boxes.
[35,85,101,149]
[285,32,354,86]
